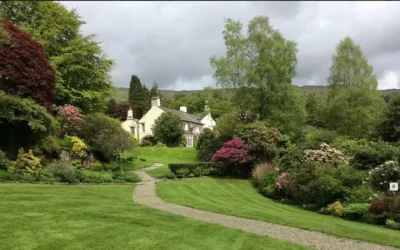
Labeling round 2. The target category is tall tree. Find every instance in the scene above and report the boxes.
[0,19,55,112]
[150,81,160,98]
[210,16,305,136]
[323,37,385,138]
[152,112,184,147]
[0,1,114,113]
[142,84,151,114]
[305,93,322,127]
[128,75,143,118]
[377,92,400,142]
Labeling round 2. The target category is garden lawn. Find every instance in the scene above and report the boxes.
[132,147,198,177]
[157,178,400,248]
[0,184,310,250]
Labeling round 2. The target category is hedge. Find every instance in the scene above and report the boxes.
[168,162,222,178]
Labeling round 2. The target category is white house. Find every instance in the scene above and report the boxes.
[121,97,216,147]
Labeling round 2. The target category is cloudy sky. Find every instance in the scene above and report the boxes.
[62,1,400,90]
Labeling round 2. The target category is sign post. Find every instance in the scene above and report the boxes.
[390,182,399,192]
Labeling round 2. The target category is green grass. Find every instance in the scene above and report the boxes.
[126,147,197,177]
[0,184,310,250]
[157,178,400,248]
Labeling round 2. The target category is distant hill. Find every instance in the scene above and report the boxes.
[112,86,400,103]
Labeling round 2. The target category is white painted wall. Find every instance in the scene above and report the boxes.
[121,119,138,136]
[200,113,216,130]
[138,106,165,140]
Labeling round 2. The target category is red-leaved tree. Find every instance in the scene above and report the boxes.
[212,138,254,176]
[0,19,55,112]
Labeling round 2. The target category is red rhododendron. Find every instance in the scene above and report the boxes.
[0,20,55,112]
[57,105,83,136]
[212,138,253,165]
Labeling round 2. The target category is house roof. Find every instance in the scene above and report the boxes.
[159,107,204,124]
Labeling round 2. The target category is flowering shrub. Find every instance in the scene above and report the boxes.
[234,121,282,163]
[327,201,344,216]
[275,172,288,191]
[66,136,87,158]
[304,143,346,164]
[212,138,253,164]
[57,105,83,136]
[369,161,400,192]
[9,148,42,176]
[212,138,253,176]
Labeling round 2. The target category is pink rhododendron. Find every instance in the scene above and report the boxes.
[57,105,83,135]
[212,138,253,164]
[275,172,289,191]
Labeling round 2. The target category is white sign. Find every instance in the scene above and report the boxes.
[390,182,399,191]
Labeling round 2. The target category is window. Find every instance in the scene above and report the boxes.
[142,124,145,132]
[186,134,193,147]
[130,127,135,135]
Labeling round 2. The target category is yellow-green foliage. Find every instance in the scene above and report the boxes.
[66,136,87,158]
[10,148,42,176]
[327,201,344,216]
[131,135,138,147]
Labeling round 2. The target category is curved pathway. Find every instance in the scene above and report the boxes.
[133,164,397,250]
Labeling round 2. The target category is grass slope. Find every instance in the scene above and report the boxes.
[130,147,197,177]
[157,178,400,248]
[0,184,310,250]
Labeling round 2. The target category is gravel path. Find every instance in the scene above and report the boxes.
[133,164,397,250]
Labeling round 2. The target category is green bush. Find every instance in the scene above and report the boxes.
[369,161,400,192]
[47,161,79,183]
[169,162,221,178]
[59,137,73,149]
[164,172,176,179]
[192,166,211,177]
[278,148,305,171]
[346,185,374,203]
[342,203,369,221]
[112,171,140,183]
[330,136,369,156]
[77,170,113,183]
[0,150,10,170]
[175,168,191,178]
[302,127,338,150]
[386,219,400,230]
[283,163,363,207]
[197,135,229,162]
[79,113,133,161]
[350,141,400,170]
[257,172,280,199]
[0,170,22,181]
[196,128,215,150]
[91,162,104,171]
[37,136,61,159]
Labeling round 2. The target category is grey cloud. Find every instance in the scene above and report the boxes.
[62,1,400,90]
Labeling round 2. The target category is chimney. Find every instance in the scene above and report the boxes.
[180,106,187,113]
[127,107,133,120]
[151,97,161,107]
